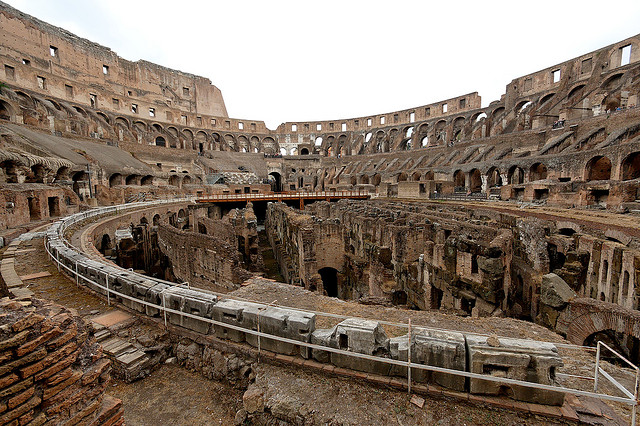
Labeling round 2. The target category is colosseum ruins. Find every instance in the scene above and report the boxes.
[1,1,640,424]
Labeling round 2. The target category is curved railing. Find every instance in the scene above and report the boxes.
[42,200,639,420]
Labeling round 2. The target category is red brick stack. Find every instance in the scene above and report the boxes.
[0,297,124,425]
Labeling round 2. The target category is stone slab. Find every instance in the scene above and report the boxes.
[19,271,52,280]
[92,310,133,327]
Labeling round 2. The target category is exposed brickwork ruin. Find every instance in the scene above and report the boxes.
[0,297,123,425]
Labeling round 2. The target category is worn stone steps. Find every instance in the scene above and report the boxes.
[91,319,151,383]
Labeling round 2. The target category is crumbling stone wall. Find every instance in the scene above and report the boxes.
[267,199,640,328]
[0,185,79,232]
[157,211,255,293]
[0,297,123,425]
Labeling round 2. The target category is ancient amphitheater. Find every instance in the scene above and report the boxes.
[1,2,640,425]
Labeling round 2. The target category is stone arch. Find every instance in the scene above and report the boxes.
[372,174,381,186]
[359,175,369,185]
[423,170,434,180]
[262,137,276,154]
[182,175,192,185]
[529,162,547,181]
[109,173,123,187]
[539,93,555,106]
[166,126,179,138]
[469,168,482,193]
[44,99,63,113]
[224,134,236,151]
[169,175,180,187]
[28,164,48,183]
[601,73,624,90]
[435,120,447,142]
[515,100,533,113]
[621,151,640,180]
[73,106,88,118]
[566,300,640,347]
[153,214,161,226]
[585,155,612,181]
[71,171,89,200]
[397,172,408,182]
[55,166,70,181]
[115,116,130,128]
[268,172,282,192]
[472,111,487,122]
[183,129,194,149]
[133,120,147,133]
[250,136,260,152]
[152,123,164,133]
[508,165,525,184]
[487,167,502,188]
[125,174,140,185]
[0,99,16,121]
[567,84,586,100]
[155,136,166,147]
[96,111,110,124]
[453,170,465,190]
[452,116,466,140]
[237,135,249,153]
[411,171,422,181]
[141,175,154,186]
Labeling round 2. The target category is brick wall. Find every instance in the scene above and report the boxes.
[0,297,123,425]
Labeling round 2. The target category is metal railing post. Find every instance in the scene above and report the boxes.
[56,250,60,271]
[407,318,412,394]
[105,272,110,306]
[633,366,639,426]
[257,307,262,358]
[75,261,79,285]
[162,292,167,327]
[594,341,601,392]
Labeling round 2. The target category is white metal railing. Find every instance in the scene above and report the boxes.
[43,200,639,424]
[594,341,639,424]
[195,190,369,202]
[42,240,640,412]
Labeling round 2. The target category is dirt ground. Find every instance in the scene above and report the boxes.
[253,362,568,426]
[109,364,244,426]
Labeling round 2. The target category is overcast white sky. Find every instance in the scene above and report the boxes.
[6,0,640,129]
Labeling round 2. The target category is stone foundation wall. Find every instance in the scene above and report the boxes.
[268,200,640,325]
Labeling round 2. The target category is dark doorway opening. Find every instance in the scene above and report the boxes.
[27,197,40,220]
[319,267,338,297]
[47,196,60,217]
[392,290,408,305]
[430,286,443,309]
[269,172,282,192]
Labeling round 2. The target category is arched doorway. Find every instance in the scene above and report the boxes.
[269,172,282,192]
[0,100,14,121]
[621,152,640,181]
[529,163,547,181]
[585,156,611,181]
[508,166,525,184]
[487,167,502,188]
[469,169,482,193]
[453,170,465,192]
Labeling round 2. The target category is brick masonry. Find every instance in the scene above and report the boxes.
[0,297,123,425]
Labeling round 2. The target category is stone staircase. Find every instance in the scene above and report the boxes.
[92,321,152,382]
